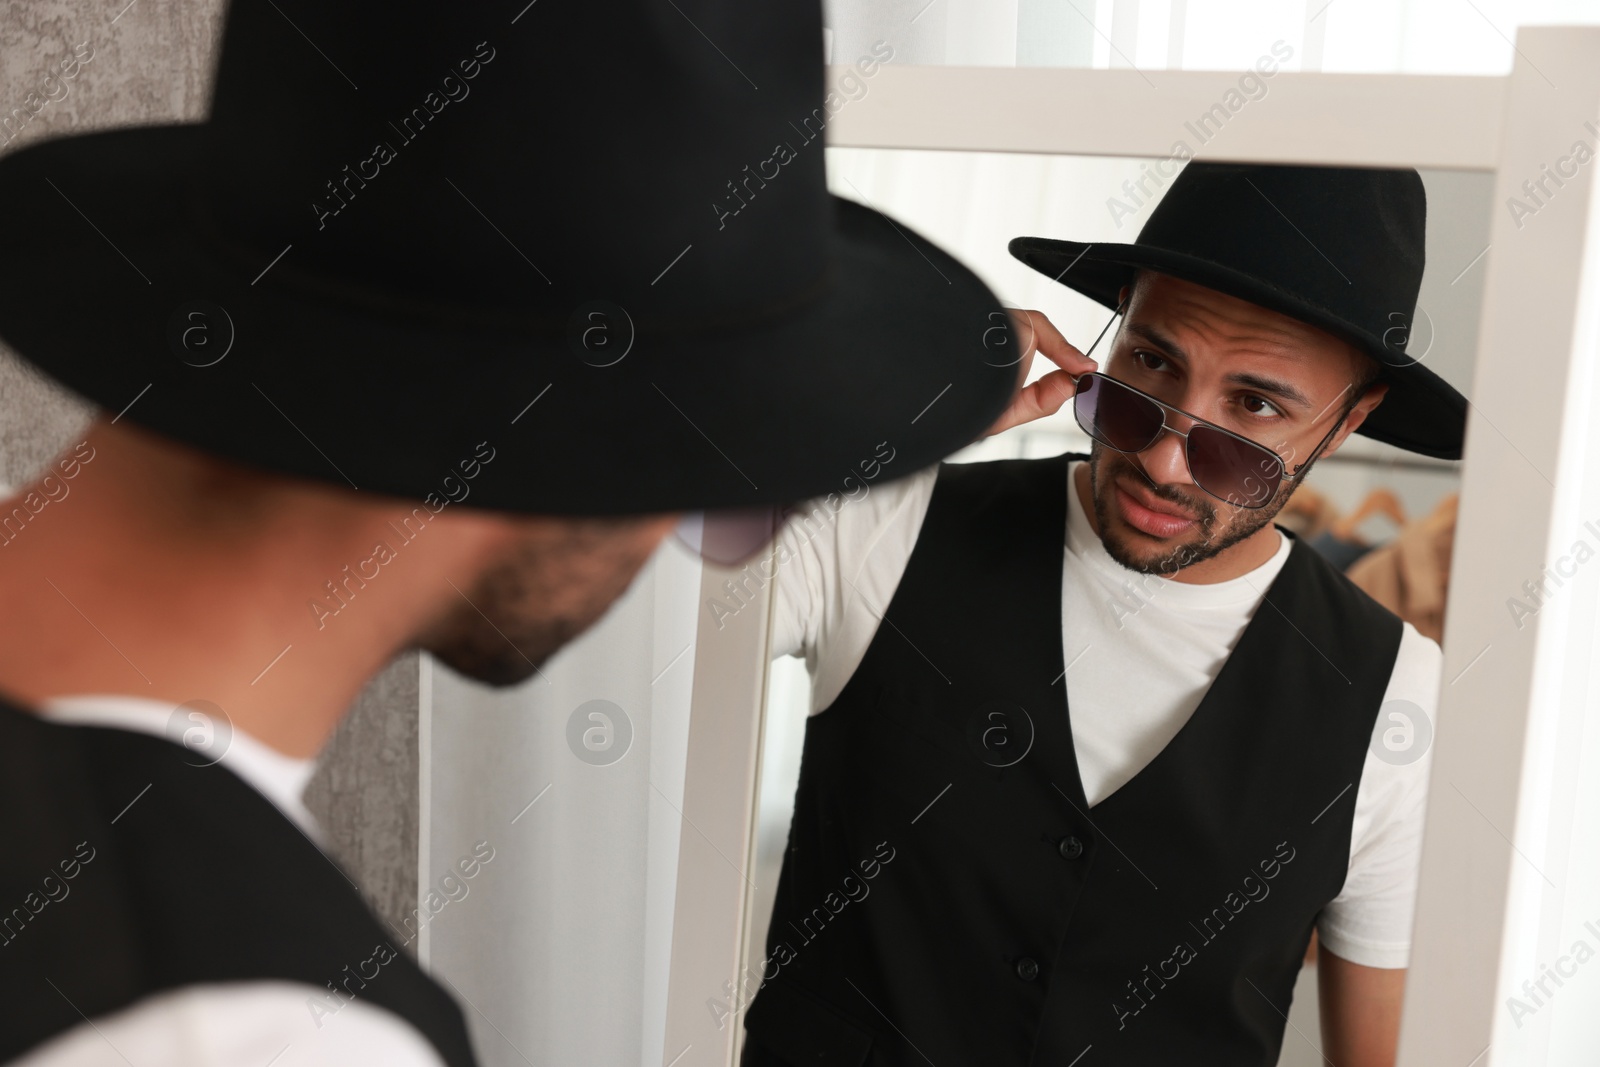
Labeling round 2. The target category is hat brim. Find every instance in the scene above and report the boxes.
[1008,236,1467,461]
[0,124,1019,515]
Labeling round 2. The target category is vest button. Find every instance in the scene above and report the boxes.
[1014,956,1040,982]
[1058,835,1085,860]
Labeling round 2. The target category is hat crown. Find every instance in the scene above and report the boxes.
[1007,161,1467,459]
[201,0,833,328]
[1134,163,1427,357]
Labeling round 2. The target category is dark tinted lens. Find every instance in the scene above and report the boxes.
[1188,424,1284,509]
[1075,374,1164,452]
[674,506,788,566]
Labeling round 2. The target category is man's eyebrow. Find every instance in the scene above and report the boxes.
[1124,321,1315,412]
[1124,322,1186,361]
[1225,371,1314,413]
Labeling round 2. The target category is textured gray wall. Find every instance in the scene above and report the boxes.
[0,0,419,935]
[303,654,420,934]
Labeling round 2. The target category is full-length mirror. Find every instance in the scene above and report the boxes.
[735,148,1491,1067]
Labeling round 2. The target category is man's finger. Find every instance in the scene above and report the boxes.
[1006,308,1041,363]
[984,369,1081,438]
[1027,311,1098,376]
[978,310,1101,440]
[1016,368,1079,420]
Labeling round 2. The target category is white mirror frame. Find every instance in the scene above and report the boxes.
[660,26,1600,1067]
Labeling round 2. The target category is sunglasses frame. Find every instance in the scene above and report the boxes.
[1073,306,1352,509]
[674,502,796,567]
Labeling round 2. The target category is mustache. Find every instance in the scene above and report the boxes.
[1105,451,1214,524]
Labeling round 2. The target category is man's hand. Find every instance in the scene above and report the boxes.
[980,309,1100,439]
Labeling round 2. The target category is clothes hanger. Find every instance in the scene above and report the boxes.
[1329,487,1408,545]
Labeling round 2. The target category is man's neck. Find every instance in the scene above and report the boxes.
[0,525,403,757]
[0,446,465,758]
[1073,461,1282,584]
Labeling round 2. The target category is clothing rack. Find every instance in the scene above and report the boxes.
[1313,451,1460,474]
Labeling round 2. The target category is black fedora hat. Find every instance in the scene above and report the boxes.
[1009,162,1468,460]
[0,0,1017,515]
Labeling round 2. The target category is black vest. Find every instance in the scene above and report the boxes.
[0,700,476,1066]
[742,454,1402,1067]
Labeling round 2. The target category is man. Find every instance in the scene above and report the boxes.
[744,163,1467,1067]
[0,2,1018,1064]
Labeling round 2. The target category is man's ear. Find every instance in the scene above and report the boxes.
[1326,381,1390,456]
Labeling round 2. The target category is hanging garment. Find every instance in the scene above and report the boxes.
[1307,486,1410,572]
[1308,528,1375,571]
[0,701,476,1066]
[741,453,1402,1067]
[1275,483,1342,541]
[1346,493,1459,643]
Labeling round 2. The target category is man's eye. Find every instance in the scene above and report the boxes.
[1240,394,1282,419]
[1134,350,1167,372]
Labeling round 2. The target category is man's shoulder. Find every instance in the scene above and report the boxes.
[1385,620,1444,707]
[1283,528,1410,638]
[933,450,1084,489]
[911,450,1081,529]
[14,981,448,1067]
[783,451,1082,544]
[782,461,937,554]
[1351,622,1440,820]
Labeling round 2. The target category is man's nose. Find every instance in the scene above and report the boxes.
[1136,410,1195,487]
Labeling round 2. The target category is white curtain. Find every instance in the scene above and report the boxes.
[422,543,702,1067]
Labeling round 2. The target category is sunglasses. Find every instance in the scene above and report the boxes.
[1071,312,1347,510]
[673,504,794,567]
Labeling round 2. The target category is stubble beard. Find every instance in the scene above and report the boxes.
[1086,443,1297,577]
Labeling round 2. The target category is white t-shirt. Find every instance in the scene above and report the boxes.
[770,459,1440,970]
[15,697,444,1067]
